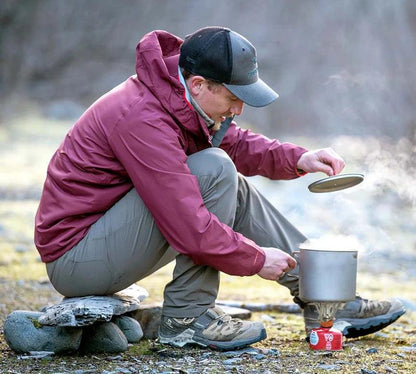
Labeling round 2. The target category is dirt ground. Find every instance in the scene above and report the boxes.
[0,273,415,373]
[0,116,415,373]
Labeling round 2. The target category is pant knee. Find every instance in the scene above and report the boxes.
[187,148,238,223]
[187,148,237,186]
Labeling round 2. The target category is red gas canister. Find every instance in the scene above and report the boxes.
[309,326,343,351]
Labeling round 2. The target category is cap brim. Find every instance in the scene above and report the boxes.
[224,78,279,107]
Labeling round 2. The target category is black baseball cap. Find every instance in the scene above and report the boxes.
[179,26,279,107]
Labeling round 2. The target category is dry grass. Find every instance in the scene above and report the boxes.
[0,115,415,373]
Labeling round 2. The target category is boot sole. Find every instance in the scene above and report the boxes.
[341,309,406,338]
[200,328,267,351]
[159,328,267,351]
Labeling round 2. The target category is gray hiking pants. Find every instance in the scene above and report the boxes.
[46,148,306,318]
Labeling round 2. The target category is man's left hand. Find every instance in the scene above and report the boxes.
[297,148,345,176]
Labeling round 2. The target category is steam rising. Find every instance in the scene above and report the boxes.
[250,135,416,274]
[363,137,416,206]
[300,234,363,253]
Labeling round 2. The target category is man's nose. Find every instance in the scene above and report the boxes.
[231,100,244,116]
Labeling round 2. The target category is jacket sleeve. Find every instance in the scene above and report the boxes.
[108,117,265,277]
[219,122,308,179]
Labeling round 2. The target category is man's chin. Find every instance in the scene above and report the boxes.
[212,121,222,131]
[212,115,232,131]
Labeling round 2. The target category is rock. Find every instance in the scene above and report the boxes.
[39,284,148,327]
[103,369,133,374]
[361,369,379,374]
[3,285,149,354]
[384,365,397,373]
[17,351,55,360]
[366,347,378,354]
[80,322,128,353]
[221,347,261,357]
[400,345,416,352]
[113,315,143,343]
[222,357,243,365]
[131,303,162,339]
[3,310,82,353]
[318,364,341,371]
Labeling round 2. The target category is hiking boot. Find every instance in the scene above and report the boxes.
[304,296,405,338]
[158,306,267,351]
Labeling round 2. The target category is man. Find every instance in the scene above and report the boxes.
[35,26,405,351]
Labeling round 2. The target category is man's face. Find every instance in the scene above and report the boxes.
[189,77,244,130]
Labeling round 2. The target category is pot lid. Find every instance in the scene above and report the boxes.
[308,173,364,193]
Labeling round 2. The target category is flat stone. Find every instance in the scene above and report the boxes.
[113,315,143,343]
[80,322,128,353]
[4,310,82,354]
[39,284,148,327]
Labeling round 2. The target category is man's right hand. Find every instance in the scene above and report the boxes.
[297,148,345,176]
[258,247,297,281]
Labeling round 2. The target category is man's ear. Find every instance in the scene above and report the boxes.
[187,76,205,96]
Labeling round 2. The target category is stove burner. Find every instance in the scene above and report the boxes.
[313,301,345,323]
[309,301,345,351]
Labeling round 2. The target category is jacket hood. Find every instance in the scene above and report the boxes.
[135,30,205,136]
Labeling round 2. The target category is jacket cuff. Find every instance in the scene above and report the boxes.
[294,149,309,177]
[295,168,308,177]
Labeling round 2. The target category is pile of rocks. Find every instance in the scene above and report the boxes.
[3,284,254,355]
[3,285,150,354]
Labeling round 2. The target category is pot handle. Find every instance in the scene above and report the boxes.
[281,251,300,279]
[285,273,298,278]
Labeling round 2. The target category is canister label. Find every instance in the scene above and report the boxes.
[309,330,319,346]
[309,327,343,351]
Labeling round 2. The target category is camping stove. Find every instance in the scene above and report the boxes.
[295,243,359,351]
[308,302,344,351]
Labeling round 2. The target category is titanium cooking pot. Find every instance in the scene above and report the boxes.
[295,246,358,302]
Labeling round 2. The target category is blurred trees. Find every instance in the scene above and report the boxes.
[1,0,415,138]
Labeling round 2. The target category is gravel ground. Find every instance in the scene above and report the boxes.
[0,120,415,372]
[0,275,415,374]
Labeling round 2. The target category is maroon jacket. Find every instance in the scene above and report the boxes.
[35,30,307,276]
